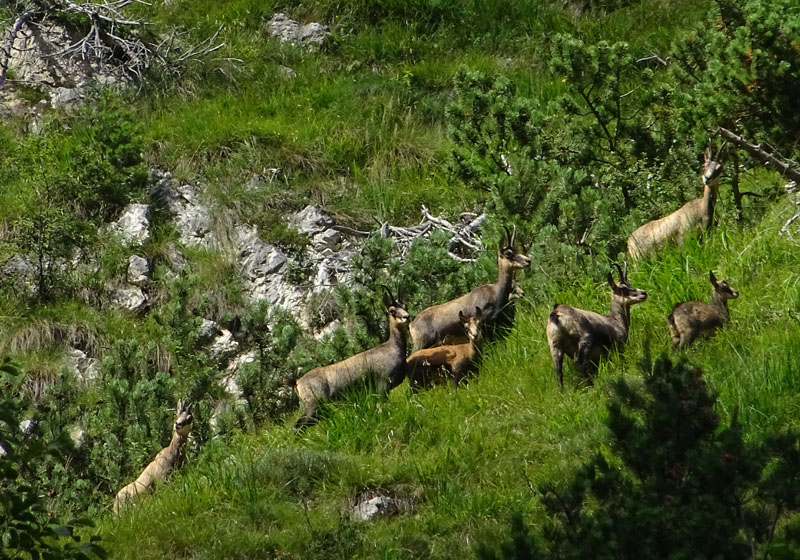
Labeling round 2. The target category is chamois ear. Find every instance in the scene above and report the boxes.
[176,399,184,412]
[475,306,482,319]
[459,310,466,323]
[704,147,711,162]
[709,270,718,286]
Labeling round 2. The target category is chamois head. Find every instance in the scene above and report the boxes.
[458,307,483,342]
[607,262,648,307]
[174,399,194,437]
[499,225,532,270]
[710,271,739,300]
[382,287,410,329]
[702,147,724,188]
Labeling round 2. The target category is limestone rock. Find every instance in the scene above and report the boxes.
[110,285,147,313]
[110,204,150,246]
[64,348,100,386]
[351,495,399,522]
[152,172,214,247]
[209,329,239,360]
[127,255,150,286]
[197,319,221,345]
[266,13,331,50]
[289,205,334,236]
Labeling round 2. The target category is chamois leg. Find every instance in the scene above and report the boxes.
[293,404,319,431]
[550,346,565,388]
[576,337,597,386]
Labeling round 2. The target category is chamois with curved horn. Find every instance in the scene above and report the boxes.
[668,271,739,347]
[407,306,483,390]
[546,263,647,387]
[627,148,724,261]
[291,287,409,430]
[409,225,530,352]
[113,399,194,513]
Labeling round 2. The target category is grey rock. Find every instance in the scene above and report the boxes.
[266,13,330,49]
[127,255,150,285]
[289,205,334,236]
[237,232,288,281]
[110,204,150,245]
[110,285,147,313]
[164,242,187,272]
[50,86,84,108]
[64,348,100,385]
[152,175,213,247]
[209,329,239,360]
[197,319,221,345]
[0,255,35,287]
[352,495,399,522]
[312,228,343,252]
[19,419,37,435]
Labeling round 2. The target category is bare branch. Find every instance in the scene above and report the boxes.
[718,127,800,184]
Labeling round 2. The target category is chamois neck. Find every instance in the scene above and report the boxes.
[701,181,718,228]
[496,257,515,297]
[387,321,408,354]
[167,430,187,456]
[711,290,730,320]
[609,297,631,331]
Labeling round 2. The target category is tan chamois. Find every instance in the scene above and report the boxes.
[441,279,523,345]
[407,307,483,390]
[668,271,739,347]
[291,288,409,430]
[113,399,193,514]
[409,225,530,352]
[627,148,724,261]
[546,263,647,387]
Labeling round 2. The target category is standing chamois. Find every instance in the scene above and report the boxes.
[409,225,530,352]
[407,307,483,390]
[546,263,647,387]
[627,148,724,261]
[668,271,739,347]
[291,288,409,430]
[113,399,194,513]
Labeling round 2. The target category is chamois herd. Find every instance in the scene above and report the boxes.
[115,149,743,511]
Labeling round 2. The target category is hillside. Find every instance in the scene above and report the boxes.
[1,0,800,558]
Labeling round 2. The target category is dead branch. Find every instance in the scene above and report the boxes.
[0,6,35,89]
[718,127,800,184]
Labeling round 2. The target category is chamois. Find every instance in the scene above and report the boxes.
[668,271,739,347]
[409,225,530,352]
[441,279,523,345]
[546,263,647,387]
[113,399,193,514]
[407,307,483,390]
[627,148,724,261]
[291,288,409,430]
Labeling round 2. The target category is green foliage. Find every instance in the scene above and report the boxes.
[0,359,106,560]
[479,353,800,560]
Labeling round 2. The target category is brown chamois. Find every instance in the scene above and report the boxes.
[441,278,523,345]
[291,288,409,430]
[409,225,530,352]
[668,271,739,347]
[113,399,193,514]
[627,148,724,261]
[546,263,647,387]
[407,307,483,390]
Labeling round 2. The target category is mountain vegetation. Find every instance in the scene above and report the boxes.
[1,0,799,558]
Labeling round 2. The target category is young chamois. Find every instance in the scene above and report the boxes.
[407,307,483,391]
[668,271,739,347]
[546,263,647,387]
[409,225,530,352]
[291,288,409,430]
[441,279,523,345]
[627,148,724,261]
[113,399,193,514]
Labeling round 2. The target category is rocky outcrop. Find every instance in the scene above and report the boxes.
[265,14,331,50]
[64,348,100,386]
[110,204,151,246]
[110,284,148,313]
[151,171,214,247]
[127,256,150,286]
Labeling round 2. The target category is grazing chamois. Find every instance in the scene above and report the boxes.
[291,288,409,430]
[113,399,194,513]
[627,148,724,261]
[668,271,739,347]
[407,307,483,390]
[409,225,530,352]
[546,263,647,387]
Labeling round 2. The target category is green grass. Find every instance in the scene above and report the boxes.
[95,196,800,558]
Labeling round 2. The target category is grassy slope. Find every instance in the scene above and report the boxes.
[100,197,800,558]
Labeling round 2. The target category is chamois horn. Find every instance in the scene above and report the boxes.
[612,263,625,283]
[511,224,517,247]
[502,225,512,247]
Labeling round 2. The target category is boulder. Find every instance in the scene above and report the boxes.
[110,285,147,313]
[197,319,221,345]
[351,495,399,522]
[64,348,100,385]
[289,205,334,236]
[265,13,331,50]
[110,204,150,245]
[127,255,150,286]
[152,173,214,247]
[209,329,239,361]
